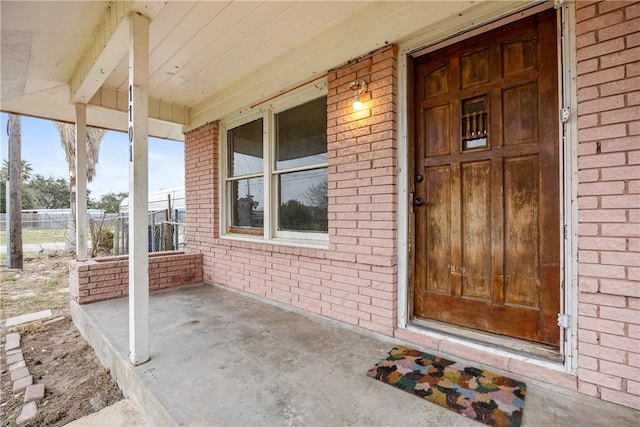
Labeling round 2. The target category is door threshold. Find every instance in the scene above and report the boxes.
[410,318,562,363]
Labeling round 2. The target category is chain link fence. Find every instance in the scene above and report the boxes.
[1,209,186,256]
[1,210,106,254]
[112,209,186,255]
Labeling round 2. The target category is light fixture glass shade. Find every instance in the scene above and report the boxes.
[349,80,367,111]
[352,91,364,111]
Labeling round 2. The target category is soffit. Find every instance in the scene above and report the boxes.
[1,1,535,141]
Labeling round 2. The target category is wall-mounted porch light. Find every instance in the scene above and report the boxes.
[349,80,367,111]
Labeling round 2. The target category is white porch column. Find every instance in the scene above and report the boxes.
[75,104,88,262]
[128,12,150,365]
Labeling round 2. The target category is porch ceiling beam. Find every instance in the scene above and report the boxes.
[70,1,133,104]
[89,87,190,126]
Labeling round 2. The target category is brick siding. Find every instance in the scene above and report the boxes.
[69,252,203,304]
[184,122,218,283]
[182,2,640,411]
[576,0,640,410]
[183,45,398,336]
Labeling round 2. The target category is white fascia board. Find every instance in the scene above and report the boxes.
[89,87,190,126]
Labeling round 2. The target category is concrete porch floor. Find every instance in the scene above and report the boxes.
[70,283,639,426]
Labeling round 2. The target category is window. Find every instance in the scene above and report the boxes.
[228,119,264,232]
[461,96,488,150]
[222,88,328,244]
[275,97,328,234]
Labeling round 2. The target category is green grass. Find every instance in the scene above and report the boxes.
[0,228,67,245]
[2,272,18,282]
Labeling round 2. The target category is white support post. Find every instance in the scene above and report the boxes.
[128,11,150,365]
[75,104,88,262]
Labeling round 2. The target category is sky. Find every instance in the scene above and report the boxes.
[0,113,184,200]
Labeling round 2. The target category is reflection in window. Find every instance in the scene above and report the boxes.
[275,96,328,235]
[278,169,327,232]
[229,119,263,177]
[227,119,264,233]
[231,177,264,228]
[276,97,327,170]
[224,93,328,240]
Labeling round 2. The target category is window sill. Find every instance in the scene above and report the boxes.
[220,234,329,250]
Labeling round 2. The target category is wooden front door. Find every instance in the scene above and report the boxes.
[412,9,560,346]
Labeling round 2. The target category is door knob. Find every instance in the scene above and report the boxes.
[414,197,426,207]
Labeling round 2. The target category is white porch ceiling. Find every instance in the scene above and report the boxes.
[1,1,535,141]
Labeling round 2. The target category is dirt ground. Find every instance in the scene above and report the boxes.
[1,251,123,427]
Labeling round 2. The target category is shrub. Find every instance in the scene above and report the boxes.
[91,226,114,257]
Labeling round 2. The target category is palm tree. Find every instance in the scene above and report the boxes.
[54,122,106,251]
[1,160,32,182]
[55,122,104,183]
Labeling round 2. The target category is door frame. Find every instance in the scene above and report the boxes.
[396,0,579,374]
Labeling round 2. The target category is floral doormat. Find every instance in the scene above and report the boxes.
[367,345,526,427]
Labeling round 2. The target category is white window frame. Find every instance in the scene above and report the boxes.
[220,81,328,247]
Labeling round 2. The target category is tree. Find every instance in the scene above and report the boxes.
[25,175,71,209]
[1,160,32,181]
[55,122,105,183]
[90,191,128,213]
[19,185,37,211]
[279,199,313,231]
[0,160,33,213]
[305,181,328,209]
[54,122,106,250]
[304,180,328,231]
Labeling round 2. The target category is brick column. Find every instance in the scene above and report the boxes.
[326,45,398,334]
[326,46,397,261]
[184,122,218,282]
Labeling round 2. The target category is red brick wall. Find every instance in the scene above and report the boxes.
[183,45,398,335]
[576,0,640,410]
[183,5,640,409]
[69,252,203,304]
[327,47,398,260]
[184,122,218,282]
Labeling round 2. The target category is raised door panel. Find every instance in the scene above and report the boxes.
[461,161,492,300]
[503,83,538,146]
[425,166,452,294]
[504,156,540,307]
[425,65,450,98]
[425,105,451,156]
